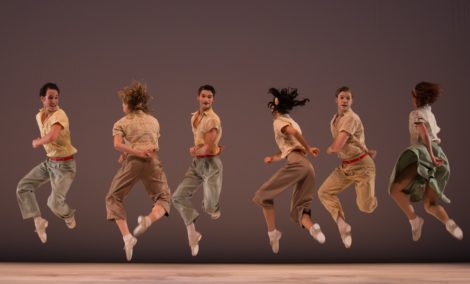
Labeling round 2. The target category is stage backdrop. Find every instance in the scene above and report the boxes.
[1,0,469,262]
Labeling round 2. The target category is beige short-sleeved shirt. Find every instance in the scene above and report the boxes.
[409,105,441,145]
[36,108,77,158]
[191,108,222,155]
[330,109,367,160]
[273,114,304,159]
[113,110,160,151]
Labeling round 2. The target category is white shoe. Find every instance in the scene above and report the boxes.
[64,215,76,229]
[34,218,48,244]
[411,217,424,242]
[133,216,151,237]
[189,232,202,256]
[268,230,282,254]
[446,219,463,240]
[309,224,326,244]
[124,236,137,261]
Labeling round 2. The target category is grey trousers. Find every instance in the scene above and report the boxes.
[253,151,315,226]
[17,159,76,220]
[172,156,223,225]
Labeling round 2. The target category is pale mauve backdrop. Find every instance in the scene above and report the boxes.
[0,0,468,262]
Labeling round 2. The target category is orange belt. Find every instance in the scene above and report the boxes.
[342,152,368,165]
[48,155,74,162]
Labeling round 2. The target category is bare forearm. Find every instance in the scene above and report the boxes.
[114,143,140,156]
[417,124,435,158]
[327,132,349,154]
[292,131,311,152]
[264,152,282,163]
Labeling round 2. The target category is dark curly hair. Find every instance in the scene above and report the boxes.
[267,87,309,114]
[412,82,442,107]
[118,81,152,113]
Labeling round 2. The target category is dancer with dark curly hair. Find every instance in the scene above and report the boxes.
[389,82,463,242]
[105,81,171,261]
[253,87,326,254]
[318,86,377,249]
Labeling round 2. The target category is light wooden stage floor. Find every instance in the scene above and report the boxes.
[0,263,469,283]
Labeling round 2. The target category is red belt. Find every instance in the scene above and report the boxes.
[48,155,74,162]
[342,152,368,165]
[196,154,217,158]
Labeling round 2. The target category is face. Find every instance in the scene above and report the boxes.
[40,88,59,113]
[335,91,353,113]
[197,89,214,111]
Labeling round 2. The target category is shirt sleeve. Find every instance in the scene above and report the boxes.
[202,117,220,133]
[411,109,427,124]
[49,110,68,129]
[273,118,291,135]
[112,120,125,137]
[337,115,358,135]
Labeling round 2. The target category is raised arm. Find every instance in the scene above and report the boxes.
[416,122,443,167]
[32,123,62,148]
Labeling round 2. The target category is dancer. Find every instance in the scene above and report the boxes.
[172,84,223,256]
[318,86,377,248]
[17,82,78,243]
[253,87,325,254]
[389,81,463,241]
[105,81,171,261]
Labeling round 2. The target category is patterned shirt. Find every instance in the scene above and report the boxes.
[36,107,77,158]
[409,105,441,145]
[113,110,160,151]
[191,108,222,155]
[330,109,367,160]
[273,114,304,159]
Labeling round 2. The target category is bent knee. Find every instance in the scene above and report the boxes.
[423,201,437,213]
[358,199,377,214]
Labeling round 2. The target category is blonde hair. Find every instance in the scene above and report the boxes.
[118,80,151,113]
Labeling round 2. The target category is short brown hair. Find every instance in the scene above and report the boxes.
[335,86,352,97]
[118,81,151,113]
[412,82,442,107]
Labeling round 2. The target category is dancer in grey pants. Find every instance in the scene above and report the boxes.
[17,82,78,244]
[172,84,223,257]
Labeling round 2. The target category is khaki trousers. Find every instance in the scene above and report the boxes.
[106,155,171,220]
[318,155,377,221]
[253,151,315,226]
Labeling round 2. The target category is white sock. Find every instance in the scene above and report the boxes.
[34,216,45,226]
[268,229,279,239]
[187,223,197,239]
[311,223,321,230]
[445,219,457,227]
[123,234,133,242]
[337,217,348,231]
[409,217,420,229]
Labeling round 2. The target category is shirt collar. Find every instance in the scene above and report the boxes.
[38,106,61,113]
[335,108,353,118]
[192,108,215,116]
